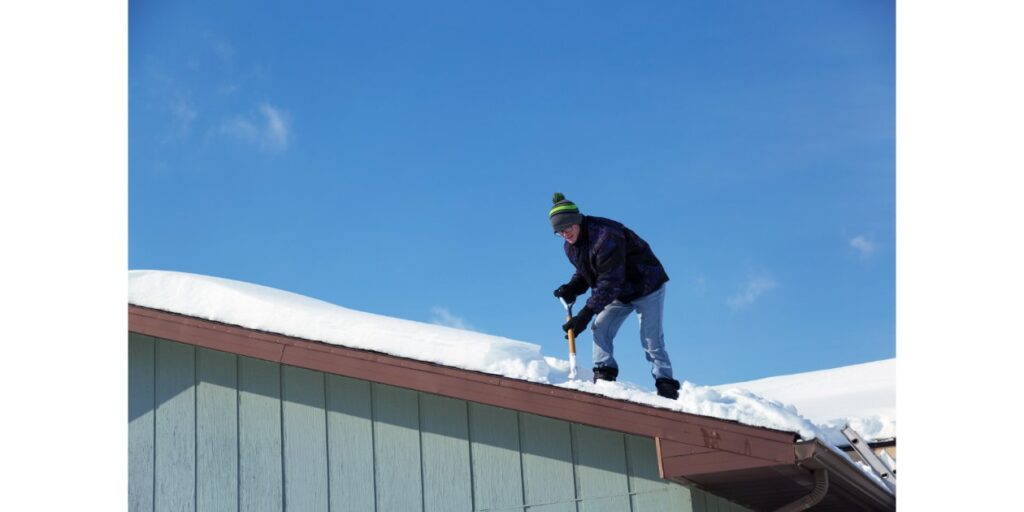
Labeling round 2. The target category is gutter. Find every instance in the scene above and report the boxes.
[794,439,896,510]
[775,468,828,512]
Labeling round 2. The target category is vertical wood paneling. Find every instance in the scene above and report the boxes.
[708,492,723,512]
[196,348,238,512]
[326,375,376,512]
[373,383,423,512]
[723,497,741,512]
[468,403,524,512]
[573,424,630,512]
[722,495,738,512]
[128,333,155,512]
[701,491,743,512]
[420,394,473,512]
[625,435,692,512]
[519,413,576,512]
[129,335,735,512]
[154,338,196,512]
[668,486,697,511]
[691,487,709,512]
[238,356,283,512]
[710,491,725,512]
[282,366,329,511]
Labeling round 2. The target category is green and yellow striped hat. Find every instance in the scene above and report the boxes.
[549,192,583,233]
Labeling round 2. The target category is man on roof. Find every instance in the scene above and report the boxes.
[549,192,682,400]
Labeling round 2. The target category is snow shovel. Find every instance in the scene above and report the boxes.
[558,297,579,380]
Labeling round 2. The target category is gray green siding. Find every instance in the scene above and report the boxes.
[129,333,748,511]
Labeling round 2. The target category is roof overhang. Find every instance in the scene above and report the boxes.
[128,304,895,511]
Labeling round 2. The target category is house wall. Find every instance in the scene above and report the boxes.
[129,333,750,512]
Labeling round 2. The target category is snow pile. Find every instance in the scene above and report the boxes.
[713,359,896,443]
[560,378,826,440]
[128,270,878,443]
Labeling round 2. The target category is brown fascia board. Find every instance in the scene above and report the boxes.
[128,304,893,510]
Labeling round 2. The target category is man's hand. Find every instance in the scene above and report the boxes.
[562,306,595,337]
[553,284,578,304]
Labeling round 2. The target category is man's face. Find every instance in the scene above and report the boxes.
[557,224,580,244]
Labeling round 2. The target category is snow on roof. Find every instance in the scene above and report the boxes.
[714,359,896,442]
[128,270,887,445]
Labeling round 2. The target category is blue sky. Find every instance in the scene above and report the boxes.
[129,0,894,387]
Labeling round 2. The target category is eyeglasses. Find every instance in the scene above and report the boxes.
[555,226,575,236]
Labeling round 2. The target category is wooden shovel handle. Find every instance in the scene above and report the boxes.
[565,313,577,354]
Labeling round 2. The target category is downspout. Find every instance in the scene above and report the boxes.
[774,468,829,512]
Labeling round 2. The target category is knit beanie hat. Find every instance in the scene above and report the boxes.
[549,192,583,233]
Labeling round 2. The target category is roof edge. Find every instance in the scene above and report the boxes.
[128,305,798,458]
[797,439,896,507]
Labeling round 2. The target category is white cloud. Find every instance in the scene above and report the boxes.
[430,306,475,331]
[727,277,777,310]
[850,235,877,256]
[216,83,241,96]
[220,102,291,152]
[170,95,197,131]
[221,116,259,142]
[693,275,707,296]
[210,39,235,64]
[260,104,290,149]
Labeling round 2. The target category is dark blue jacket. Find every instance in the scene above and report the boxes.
[563,215,669,314]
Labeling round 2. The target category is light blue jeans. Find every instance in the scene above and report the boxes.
[591,284,674,380]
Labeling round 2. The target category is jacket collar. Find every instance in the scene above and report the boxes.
[572,216,590,247]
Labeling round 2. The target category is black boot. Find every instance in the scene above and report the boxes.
[592,366,619,383]
[655,378,680,400]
